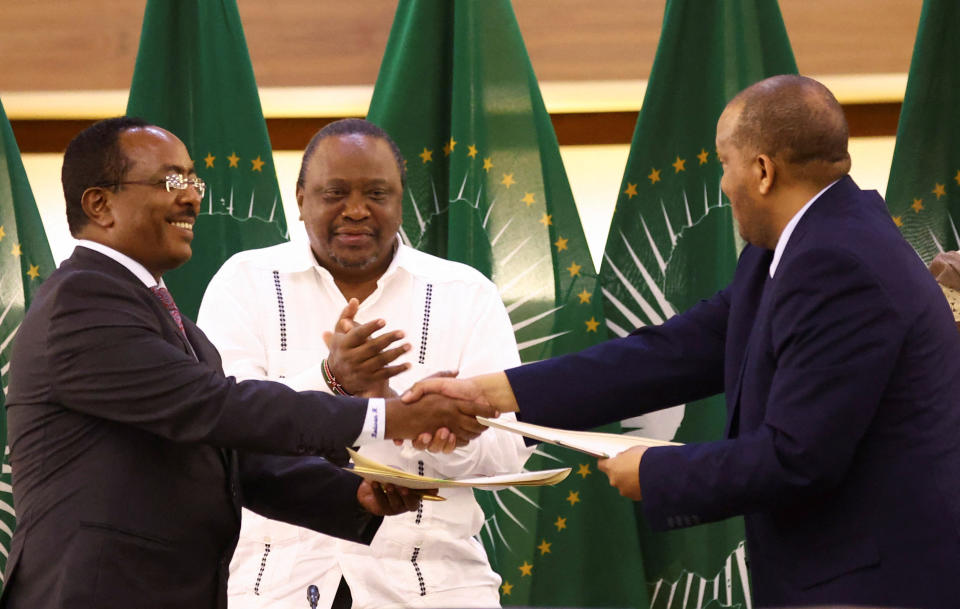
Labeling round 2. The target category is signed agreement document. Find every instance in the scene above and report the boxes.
[345,448,571,501]
[476,417,682,459]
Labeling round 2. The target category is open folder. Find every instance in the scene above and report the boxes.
[476,417,682,458]
[344,448,571,501]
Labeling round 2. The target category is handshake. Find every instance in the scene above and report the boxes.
[382,374,511,453]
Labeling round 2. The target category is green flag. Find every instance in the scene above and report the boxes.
[367,2,647,606]
[126,0,287,318]
[885,0,960,260]
[0,98,55,585]
[597,1,797,607]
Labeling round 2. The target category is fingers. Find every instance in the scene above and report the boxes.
[425,369,459,380]
[400,378,450,403]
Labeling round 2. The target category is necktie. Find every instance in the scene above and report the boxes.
[150,285,186,336]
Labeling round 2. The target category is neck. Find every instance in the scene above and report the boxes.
[334,276,379,303]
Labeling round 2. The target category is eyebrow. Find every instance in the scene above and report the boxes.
[160,164,197,176]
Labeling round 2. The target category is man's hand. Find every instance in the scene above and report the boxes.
[383,394,499,452]
[597,446,646,501]
[323,298,411,397]
[356,480,435,516]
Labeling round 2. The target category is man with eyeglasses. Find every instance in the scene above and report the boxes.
[0,117,499,609]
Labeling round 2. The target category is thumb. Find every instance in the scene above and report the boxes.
[322,331,333,349]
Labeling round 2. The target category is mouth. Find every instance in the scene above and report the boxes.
[168,219,195,236]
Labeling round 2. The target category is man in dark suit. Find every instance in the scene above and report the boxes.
[0,117,496,609]
[405,75,960,607]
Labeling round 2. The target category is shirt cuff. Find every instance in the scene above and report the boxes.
[355,398,385,445]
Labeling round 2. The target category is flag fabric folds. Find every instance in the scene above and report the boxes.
[367,1,648,606]
[885,0,960,261]
[126,0,287,319]
[597,1,797,607]
[0,98,56,585]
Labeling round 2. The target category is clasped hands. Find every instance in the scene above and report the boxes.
[323,299,498,453]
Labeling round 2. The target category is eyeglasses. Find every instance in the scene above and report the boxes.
[106,173,206,198]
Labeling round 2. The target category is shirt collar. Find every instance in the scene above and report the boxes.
[76,239,164,288]
[769,179,839,277]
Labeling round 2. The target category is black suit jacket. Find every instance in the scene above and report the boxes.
[1,247,379,609]
[508,177,960,607]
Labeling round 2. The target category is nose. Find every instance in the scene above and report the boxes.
[178,183,202,212]
[341,192,370,220]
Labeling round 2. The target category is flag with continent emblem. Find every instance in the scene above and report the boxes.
[885,0,960,260]
[0,98,56,587]
[126,0,287,318]
[598,1,797,607]
[367,1,648,606]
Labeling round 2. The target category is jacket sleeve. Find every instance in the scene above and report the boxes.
[239,453,380,544]
[46,270,368,459]
[507,285,731,431]
[638,248,903,529]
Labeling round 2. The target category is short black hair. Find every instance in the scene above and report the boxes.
[297,118,406,190]
[62,116,151,236]
[729,75,851,181]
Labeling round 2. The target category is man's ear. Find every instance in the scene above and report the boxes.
[80,187,115,228]
[755,154,776,195]
[295,185,305,221]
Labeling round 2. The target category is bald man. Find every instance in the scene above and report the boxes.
[407,75,960,608]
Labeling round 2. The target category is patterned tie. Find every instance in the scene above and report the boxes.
[150,285,186,336]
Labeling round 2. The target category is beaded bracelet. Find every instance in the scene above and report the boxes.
[321,358,353,396]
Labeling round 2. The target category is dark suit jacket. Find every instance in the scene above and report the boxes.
[507,177,960,607]
[1,247,380,609]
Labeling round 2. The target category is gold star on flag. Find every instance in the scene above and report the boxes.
[933,183,946,199]
[539,213,552,227]
[566,490,581,505]
[521,192,536,206]
[203,153,215,168]
[483,157,494,172]
[698,148,709,165]
[577,289,592,304]
[0,225,6,241]
[954,170,960,186]
[624,182,638,199]
[11,243,22,257]
[567,261,581,277]
[227,152,240,168]
[443,137,457,155]
[577,463,591,478]
[26,264,40,280]
[537,539,552,555]
[501,173,516,188]
[501,581,513,596]
[554,516,567,531]
[419,148,433,163]
[585,317,599,332]
[672,156,686,172]
[648,168,661,184]
[912,198,924,213]
[518,561,533,577]
[251,156,265,172]
[893,215,903,227]
[467,144,478,158]
[554,236,568,251]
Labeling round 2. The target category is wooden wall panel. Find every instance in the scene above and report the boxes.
[0,1,923,93]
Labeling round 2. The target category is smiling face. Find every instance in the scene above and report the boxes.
[297,133,403,283]
[105,127,200,279]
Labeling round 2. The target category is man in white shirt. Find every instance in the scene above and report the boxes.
[199,119,529,609]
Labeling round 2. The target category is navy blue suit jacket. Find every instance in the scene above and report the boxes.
[507,177,960,607]
[1,247,379,609]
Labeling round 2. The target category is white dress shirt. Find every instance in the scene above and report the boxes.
[198,240,530,609]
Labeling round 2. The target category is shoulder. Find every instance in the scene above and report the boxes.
[217,241,305,274]
[397,245,497,290]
